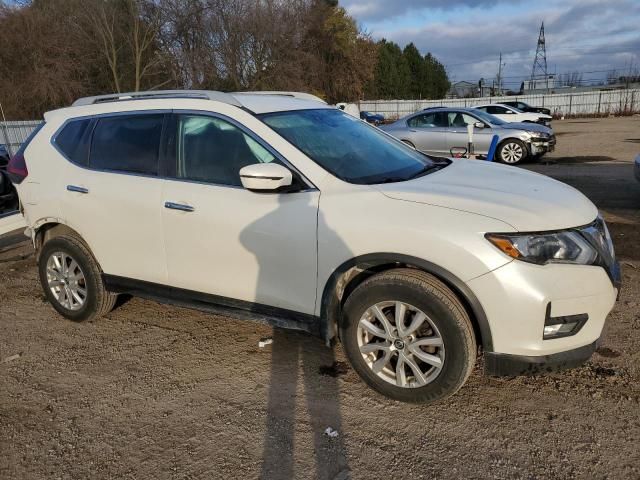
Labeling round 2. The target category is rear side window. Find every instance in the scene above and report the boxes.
[407,112,447,128]
[54,118,93,165]
[90,114,164,175]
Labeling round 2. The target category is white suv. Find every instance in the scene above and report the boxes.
[8,90,620,403]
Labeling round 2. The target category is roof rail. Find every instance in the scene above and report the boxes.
[232,91,327,104]
[72,90,243,107]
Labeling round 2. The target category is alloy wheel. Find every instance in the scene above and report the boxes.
[501,142,524,164]
[357,301,445,388]
[46,252,87,311]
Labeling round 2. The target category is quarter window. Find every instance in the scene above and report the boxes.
[55,118,93,166]
[89,114,164,175]
[174,114,279,186]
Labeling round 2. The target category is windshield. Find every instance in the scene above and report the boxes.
[259,109,448,184]
[471,109,507,126]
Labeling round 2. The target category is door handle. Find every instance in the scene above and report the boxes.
[67,185,89,194]
[164,201,195,212]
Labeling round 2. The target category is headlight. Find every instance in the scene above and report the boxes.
[486,231,598,265]
[528,131,549,138]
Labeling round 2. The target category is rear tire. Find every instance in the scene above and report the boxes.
[38,234,116,322]
[340,268,476,403]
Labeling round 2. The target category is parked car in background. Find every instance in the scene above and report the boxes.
[474,104,552,126]
[336,102,360,118]
[381,107,555,164]
[360,111,385,125]
[0,144,18,213]
[501,100,551,116]
[0,144,10,168]
[9,89,617,404]
[635,154,640,182]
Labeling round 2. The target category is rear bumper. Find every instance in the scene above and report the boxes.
[485,339,597,376]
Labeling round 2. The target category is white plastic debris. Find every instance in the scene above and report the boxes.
[324,427,339,438]
[258,338,273,348]
[1,353,21,364]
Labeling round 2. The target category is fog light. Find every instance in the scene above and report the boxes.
[543,304,588,340]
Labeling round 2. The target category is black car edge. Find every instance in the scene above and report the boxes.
[502,101,551,116]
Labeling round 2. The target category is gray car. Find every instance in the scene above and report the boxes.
[380,107,555,164]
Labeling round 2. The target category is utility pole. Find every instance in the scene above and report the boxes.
[530,21,548,92]
[496,52,505,95]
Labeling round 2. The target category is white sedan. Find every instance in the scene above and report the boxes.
[474,103,552,126]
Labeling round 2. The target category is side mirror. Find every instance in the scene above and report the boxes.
[474,122,485,129]
[239,163,293,193]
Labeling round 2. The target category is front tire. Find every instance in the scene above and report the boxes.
[38,234,117,322]
[498,139,528,165]
[340,269,476,403]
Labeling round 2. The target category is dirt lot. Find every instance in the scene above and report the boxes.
[1,117,639,480]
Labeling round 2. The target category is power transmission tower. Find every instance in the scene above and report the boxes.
[530,21,548,91]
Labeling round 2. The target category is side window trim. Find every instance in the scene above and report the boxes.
[50,110,171,179]
[168,110,317,191]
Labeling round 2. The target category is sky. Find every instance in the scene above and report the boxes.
[341,0,640,89]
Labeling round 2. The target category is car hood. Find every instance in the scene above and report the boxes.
[374,159,597,232]
[499,122,552,134]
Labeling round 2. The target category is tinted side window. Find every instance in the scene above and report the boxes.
[90,114,164,175]
[447,112,477,127]
[54,119,93,165]
[174,114,279,186]
[407,112,446,128]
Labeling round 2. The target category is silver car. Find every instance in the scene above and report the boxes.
[381,107,555,164]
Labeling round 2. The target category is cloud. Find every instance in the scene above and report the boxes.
[341,0,519,21]
[347,0,640,86]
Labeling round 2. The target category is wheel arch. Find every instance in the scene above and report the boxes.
[33,221,92,262]
[320,253,493,352]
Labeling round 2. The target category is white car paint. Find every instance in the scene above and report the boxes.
[474,103,552,124]
[15,92,616,364]
[0,212,26,236]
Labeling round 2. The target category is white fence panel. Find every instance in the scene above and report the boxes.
[0,120,42,156]
[359,88,640,119]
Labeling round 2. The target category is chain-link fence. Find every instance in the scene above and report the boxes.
[359,88,640,120]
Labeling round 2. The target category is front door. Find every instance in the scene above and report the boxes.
[445,112,494,156]
[160,113,319,314]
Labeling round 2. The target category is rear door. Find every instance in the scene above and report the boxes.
[57,112,168,284]
[405,112,448,155]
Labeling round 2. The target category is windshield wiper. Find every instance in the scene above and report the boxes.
[406,163,447,180]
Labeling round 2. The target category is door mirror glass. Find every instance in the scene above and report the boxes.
[474,122,485,129]
[240,163,293,192]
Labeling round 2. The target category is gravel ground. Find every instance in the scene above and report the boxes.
[1,116,639,480]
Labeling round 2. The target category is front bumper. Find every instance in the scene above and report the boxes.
[485,340,598,376]
[468,260,618,358]
[529,135,556,155]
